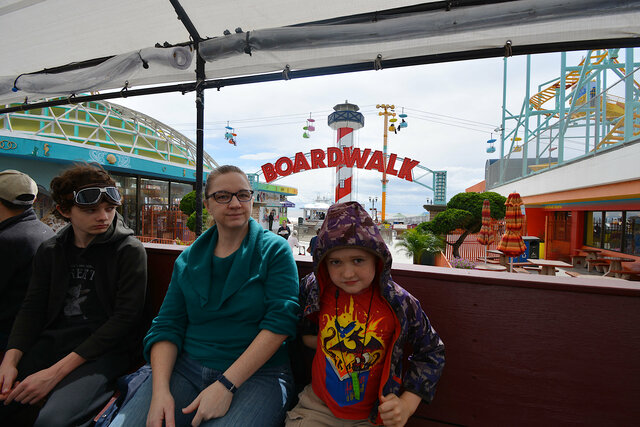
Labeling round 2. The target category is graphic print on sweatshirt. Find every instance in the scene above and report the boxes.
[316,290,394,410]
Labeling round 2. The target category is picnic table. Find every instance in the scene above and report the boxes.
[601,256,635,277]
[526,259,573,276]
[473,263,507,272]
[487,249,509,267]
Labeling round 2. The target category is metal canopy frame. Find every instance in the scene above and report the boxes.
[2,0,640,233]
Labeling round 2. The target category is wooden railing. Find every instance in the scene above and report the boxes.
[444,232,501,261]
[144,244,640,426]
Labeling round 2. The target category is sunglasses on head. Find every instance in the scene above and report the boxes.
[73,186,122,206]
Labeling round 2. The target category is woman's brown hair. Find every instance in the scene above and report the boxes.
[204,165,249,196]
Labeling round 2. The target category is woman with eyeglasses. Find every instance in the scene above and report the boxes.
[110,165,299,427]
[0,163,147,427]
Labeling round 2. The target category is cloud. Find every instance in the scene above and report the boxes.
[112,49,622,214]
[239,152,282,160]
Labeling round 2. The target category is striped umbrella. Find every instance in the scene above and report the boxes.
[477,199,493,263]
[498,192,526,264]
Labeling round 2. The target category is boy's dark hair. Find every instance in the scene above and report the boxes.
[51,163,116,212]
[0,197,32,212]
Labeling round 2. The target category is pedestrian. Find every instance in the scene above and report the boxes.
[306,228,320,256]
[288,230,302,254]
[277,221,291,240]
[268,210,275,231]
[0,170,55,349]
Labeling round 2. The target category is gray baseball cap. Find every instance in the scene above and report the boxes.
[0,169,38,205]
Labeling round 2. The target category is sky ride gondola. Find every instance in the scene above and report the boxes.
[486,134,496,153]
[302,115,316,139]
[224,123,237,146]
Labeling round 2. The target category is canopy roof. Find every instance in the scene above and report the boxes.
[2,0,639,108]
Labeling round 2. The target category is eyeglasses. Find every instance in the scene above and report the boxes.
[206,190,254,204]
[73,186,122,206]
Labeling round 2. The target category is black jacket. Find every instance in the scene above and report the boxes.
[0,209,55,336]
[7,213,147,361]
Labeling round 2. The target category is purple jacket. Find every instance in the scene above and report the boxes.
[299,201,445,423]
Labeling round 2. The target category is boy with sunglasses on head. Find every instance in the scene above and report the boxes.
[286,201,445,427]
[0,163,147,427]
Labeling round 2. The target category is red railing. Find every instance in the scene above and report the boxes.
[135,236,194,245]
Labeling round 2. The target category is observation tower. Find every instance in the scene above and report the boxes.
[327,101,364,203]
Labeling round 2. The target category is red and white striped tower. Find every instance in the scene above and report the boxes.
[328,101,365,203]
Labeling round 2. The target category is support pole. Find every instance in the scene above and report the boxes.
[195,54,205,236]
[500,57,508,184]
[558,52,566,163]
[376,104,395,222]
[169,0,205,235]
[624,48,634,143]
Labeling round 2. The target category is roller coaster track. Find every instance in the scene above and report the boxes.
[525,49,640,151]
[594,113,640,150]
[528,51,609,111]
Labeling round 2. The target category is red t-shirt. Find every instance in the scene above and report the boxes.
[312,283,395,420]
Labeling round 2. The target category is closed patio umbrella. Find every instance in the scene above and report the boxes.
[497,192,526,271]
[477,199,493,264]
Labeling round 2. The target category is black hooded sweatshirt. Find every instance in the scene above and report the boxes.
[7,213,147,361]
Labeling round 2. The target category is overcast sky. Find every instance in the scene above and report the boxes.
[114,49,605,216]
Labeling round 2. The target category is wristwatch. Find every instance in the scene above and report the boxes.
[217,373,238,394]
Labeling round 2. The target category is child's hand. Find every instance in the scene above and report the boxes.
[0,381,19,402]
[378,392,422,427]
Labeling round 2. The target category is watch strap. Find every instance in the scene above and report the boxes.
[217,373,237,394]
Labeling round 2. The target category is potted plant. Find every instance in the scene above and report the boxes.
[395,228,444,265]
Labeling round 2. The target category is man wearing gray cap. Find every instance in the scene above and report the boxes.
[0,170,55,349]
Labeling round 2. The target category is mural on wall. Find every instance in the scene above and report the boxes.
[89,150,131,168]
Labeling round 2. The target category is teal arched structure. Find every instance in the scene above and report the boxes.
[0,99,217,181]
[0,99,219,239]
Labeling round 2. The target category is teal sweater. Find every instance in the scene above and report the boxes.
[143,218,300,370]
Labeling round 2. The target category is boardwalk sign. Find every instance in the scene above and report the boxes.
[261,147,420,183]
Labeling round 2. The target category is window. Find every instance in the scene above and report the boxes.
[112,175,138,232]
[585,211,602,248]
[585,210,639,256]
[624,211,640,256]
[603,211,622,251]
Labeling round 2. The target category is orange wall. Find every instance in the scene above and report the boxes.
[465,180,486,193]
[523,179,640,206]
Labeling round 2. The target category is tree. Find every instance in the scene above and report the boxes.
[179,190,209,233]
[420,191,506,258]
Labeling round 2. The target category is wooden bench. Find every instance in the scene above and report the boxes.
[607,270,632,280]
[587,260,610,273]
[477,257,501,264]
[513,267,531,274]
[571,253,587,267]
[523,266,542,273]
[565,271,581,278]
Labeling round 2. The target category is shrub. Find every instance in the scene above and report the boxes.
[395,228,444,264]
[449,257,476,269]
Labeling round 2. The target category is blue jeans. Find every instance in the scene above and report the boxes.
[109,353,294,427]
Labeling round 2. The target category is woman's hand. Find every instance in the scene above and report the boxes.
[182,381,233,427]
[378,392,421,427]
[4,367,58,405]
[146,389,176,427]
